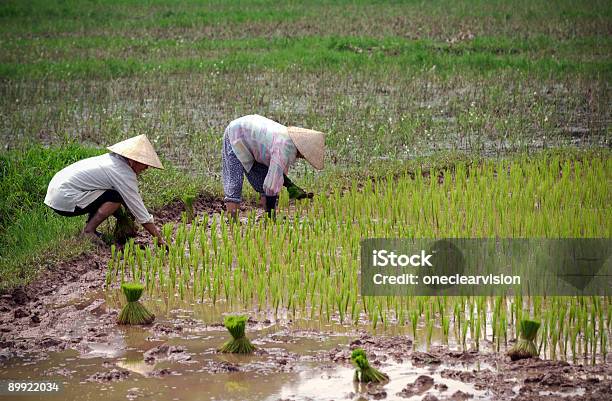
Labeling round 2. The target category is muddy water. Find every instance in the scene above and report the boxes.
[0,289,489,401]
[0,359,489,401]
[1,286,609,401]
[0,325,489,401]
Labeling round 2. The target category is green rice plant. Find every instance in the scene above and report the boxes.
[461,318,469,351]
[550,315,559,361]
[162,223,173,246]
[117,282,155,325]
[441,314,450,344]
[508,319,541,361]
[601,329,607,363]
[498,312,508,352]
[426,319,434,349]
[104,155,609,363]
[570,324,580,363]
[218,315,255,354]
[350,348,389,384]
[453,302,462,339]
[410,310,419,342]
[474,318,482,351]
[105,244,118,288]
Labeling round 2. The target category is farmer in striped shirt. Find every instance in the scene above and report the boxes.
[44,135,166,246]
[222,114,325,218]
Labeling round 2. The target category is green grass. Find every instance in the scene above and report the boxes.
[1,1,608,164]
[0,0,610,79]
[0,0,609,39]
[1,33,610,79]
[0,145,100,290]
[0,143,204,291]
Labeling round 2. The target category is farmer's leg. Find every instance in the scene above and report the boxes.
[83,189,124,234]
[83,201,122,234]
[222,132,245,218]
[244,162,268,208]
[84,190,125,222]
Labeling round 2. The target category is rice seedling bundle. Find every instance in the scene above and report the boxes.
[218,315,255,354]
[507,319,540,361]
[351,348,389,383]
[117,282,155,325]
[113,206,138,244]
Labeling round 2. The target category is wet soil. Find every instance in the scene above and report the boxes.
[321,333,612,400]
[0,193,610,400]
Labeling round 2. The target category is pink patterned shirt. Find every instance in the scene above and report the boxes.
[226,114,297,197]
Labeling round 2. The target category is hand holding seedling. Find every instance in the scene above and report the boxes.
[284,175,314,200]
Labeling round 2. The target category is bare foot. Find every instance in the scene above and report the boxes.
[81,231,107,247]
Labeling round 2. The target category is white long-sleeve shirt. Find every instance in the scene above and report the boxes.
[44,153,154,224]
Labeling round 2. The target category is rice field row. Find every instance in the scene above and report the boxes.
[105,154,610,363]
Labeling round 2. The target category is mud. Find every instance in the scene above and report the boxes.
[397,374,435,397]
[0,249,111,358]
[87,368,130,383]
[153,193,226,224]
[143,344,192,363]
[320,333,612,401]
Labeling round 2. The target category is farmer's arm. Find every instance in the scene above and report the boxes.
[110,171,165,245]
[141,222,164,246]
[262,161,284,213]
[263,144,294,214]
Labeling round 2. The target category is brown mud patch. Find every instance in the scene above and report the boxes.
[86,368,130,383]
[397,374,435,397]
[143,344,192,363]
[321,333,612,401]
[153,193,225,224]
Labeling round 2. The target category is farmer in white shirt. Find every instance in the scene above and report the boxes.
[44,135,166,246]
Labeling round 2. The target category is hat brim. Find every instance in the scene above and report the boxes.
[107,134,164,169]
[287,127,325,170]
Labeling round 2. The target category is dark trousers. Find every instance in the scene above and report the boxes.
[51,190,124,222]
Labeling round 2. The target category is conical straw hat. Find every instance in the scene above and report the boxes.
[107,135,164,169]
[287,127,325,170]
